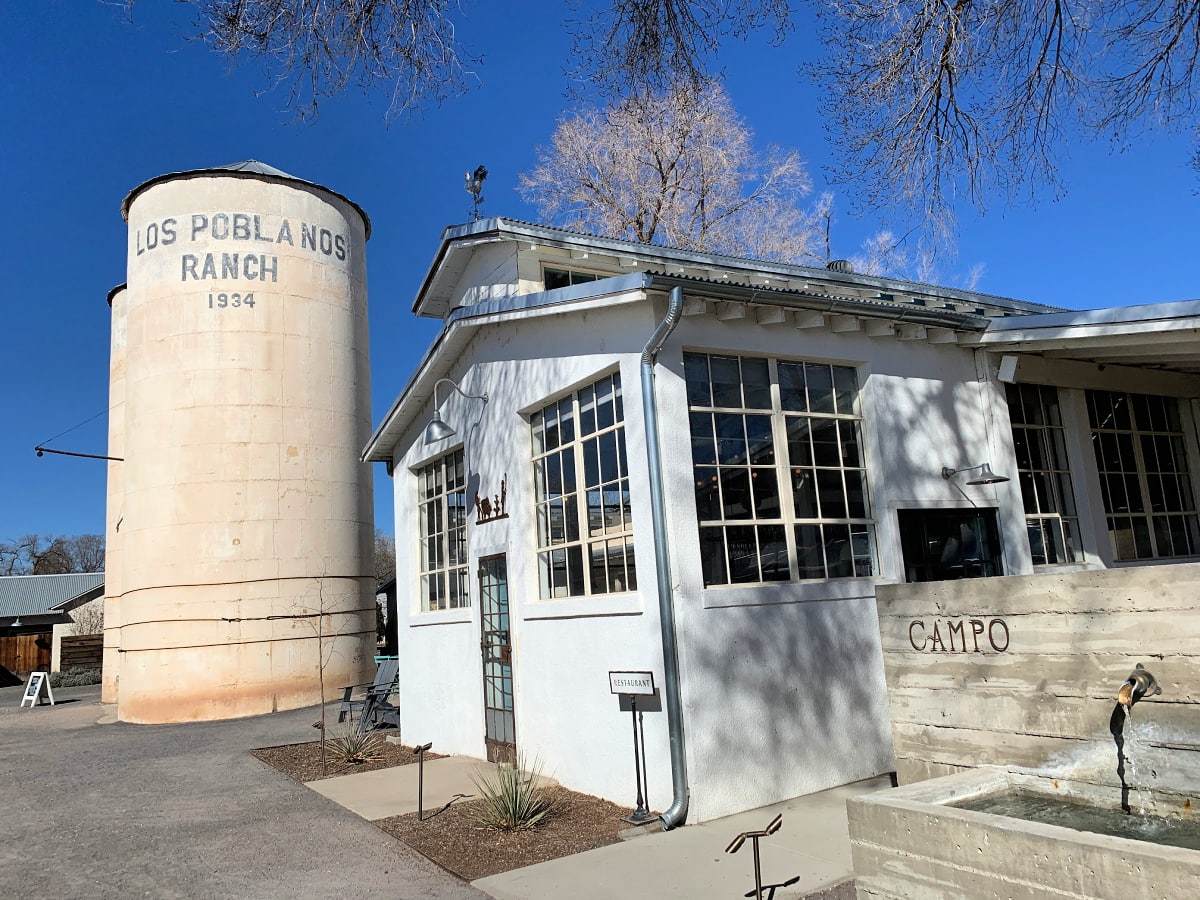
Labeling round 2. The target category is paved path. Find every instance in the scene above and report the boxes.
[0,684,483,900]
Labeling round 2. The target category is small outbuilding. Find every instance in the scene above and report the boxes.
[0,573,105,684]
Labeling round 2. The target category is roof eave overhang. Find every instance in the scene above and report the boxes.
[367,272,988,464]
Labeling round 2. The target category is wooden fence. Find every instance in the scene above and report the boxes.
[0,633,52,677]
[61,633,104,670]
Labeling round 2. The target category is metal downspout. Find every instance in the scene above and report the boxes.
[640,286,689,829]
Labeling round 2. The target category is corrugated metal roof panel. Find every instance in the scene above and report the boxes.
[0,573,105,618]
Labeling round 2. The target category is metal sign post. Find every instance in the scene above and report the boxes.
[413,742,433,821]
[609,671,656,825]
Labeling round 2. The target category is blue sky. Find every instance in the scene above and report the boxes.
[1,2,1196,543]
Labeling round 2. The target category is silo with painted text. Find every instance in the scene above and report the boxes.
[110,161,375,723]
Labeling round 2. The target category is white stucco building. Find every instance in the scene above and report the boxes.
[364,218,1200,823]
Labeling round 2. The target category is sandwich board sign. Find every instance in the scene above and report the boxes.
[20,672,54,708]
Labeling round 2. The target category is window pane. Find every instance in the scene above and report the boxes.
[792,469,818,519]
[832,366,858,415]
[795,524,824,579]
[721,468,753,519]
[742,357,771,409]
[684,352,711,407]
[806,364,835,413]
[746,415,774,464]
[710,356,742,407]
[726,526,760,583]
[690,413,716,465]
[810,418,840,467]
[700,527,728,586]
[752,468,780,518]
[779,362,806,411]
[694,467,720,520]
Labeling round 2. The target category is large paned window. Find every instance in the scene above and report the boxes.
[685,352,875,586]
[417,449,470,611]
[1006,383,1083,564]
[531,372,636,598]
[1087,390,1200,561]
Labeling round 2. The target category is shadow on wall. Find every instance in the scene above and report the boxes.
[686,595,894,805]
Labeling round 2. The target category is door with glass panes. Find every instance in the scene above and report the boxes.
[478,554,515,762]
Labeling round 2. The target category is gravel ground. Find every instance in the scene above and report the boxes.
[0,684,483,900]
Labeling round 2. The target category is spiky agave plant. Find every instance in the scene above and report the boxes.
[471,755,555,830]
[327,728,385,766]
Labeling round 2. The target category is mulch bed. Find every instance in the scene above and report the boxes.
[250,733,444,782]
[251,736,635,880]
[376,786,635,881]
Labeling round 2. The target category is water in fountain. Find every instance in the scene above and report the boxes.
[956,789,1200,850]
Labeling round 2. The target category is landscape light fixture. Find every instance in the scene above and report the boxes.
[941,462,1010,485]
[423,378,488,445]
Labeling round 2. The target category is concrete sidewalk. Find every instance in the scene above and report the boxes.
[474,777,889,900]
[311,749,889,899]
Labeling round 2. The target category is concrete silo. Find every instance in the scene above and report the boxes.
[109,161,376,723]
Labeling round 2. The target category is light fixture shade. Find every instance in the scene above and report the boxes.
[11,617,22,627]
[966,463,1009,485]
[423,411,457,445]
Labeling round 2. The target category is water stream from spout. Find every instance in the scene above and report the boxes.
[1122,705,1157,817]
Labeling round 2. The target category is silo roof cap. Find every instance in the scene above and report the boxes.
[120,160,371,238]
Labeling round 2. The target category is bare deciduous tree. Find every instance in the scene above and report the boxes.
[0,534,106,576]
[71,601,106,635]
[179,0,480,119]
[520,83,819,262]
[373,530,396,589]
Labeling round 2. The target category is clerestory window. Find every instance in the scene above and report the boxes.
[685,352,876,586]
[543,267,600,291]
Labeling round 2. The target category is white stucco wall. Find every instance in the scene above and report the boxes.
[390,289,1029,821]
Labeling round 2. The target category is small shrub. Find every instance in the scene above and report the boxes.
[471,756,555,831]
[327,728,385,766]
[49,667,102,688]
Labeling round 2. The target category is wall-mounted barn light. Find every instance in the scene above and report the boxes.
[941,463,1010,485]
[423,378,488,445]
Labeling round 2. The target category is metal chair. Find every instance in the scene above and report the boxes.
[337,657,398,724]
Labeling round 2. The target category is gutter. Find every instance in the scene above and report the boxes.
[640,286,689,829]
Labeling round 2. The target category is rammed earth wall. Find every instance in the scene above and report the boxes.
[875,564,1200,815]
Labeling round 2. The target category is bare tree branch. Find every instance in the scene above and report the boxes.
[564,0,793,96]
[183,0,480,120]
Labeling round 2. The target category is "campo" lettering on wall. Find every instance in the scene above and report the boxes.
[908,618,1010,653]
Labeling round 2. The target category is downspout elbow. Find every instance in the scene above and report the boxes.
[640,286,689,829]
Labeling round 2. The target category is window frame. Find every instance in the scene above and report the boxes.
[542,265,602,291]
[1086,389,1200,562]
[530,370,637,600]
[1006,382,1084,566]
[414,448,471,612]
[684,350,877,588]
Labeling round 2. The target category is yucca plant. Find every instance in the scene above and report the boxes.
[327,728,385,766]
[471,755,555,830]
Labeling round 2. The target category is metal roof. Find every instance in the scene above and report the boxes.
[0,573,105,619]
[119,160,372,238]
[412,217,1062,320]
